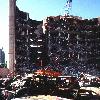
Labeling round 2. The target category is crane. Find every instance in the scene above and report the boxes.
[65,0,72,15]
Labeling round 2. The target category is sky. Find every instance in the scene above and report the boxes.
[0,0,100,62]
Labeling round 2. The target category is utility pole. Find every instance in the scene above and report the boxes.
[9,0,16,74]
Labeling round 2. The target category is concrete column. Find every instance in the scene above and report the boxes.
[9,0,16,73]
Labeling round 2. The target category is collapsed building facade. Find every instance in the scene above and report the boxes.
[43,16,100,74]
[9,0,100,74]
[15,9,100,74]
[15,7,49,72]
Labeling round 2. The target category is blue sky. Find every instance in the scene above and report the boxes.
[0,0,9,61]
[17,0,100,20]
[0,0,100,61]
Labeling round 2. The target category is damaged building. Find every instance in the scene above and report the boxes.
[15,6,49,72]
[15,9,100,74]
[43,15,100,73]
[9,0,100,74]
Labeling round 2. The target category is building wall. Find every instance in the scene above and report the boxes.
[43,15,100,72]
[0,68,9,78]
[15,6,29,72]
[14,5,100,73]
[15,6,48,73]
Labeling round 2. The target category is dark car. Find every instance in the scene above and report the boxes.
[76,89,100,100]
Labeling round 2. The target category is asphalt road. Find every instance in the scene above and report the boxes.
[11,95,72,100]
